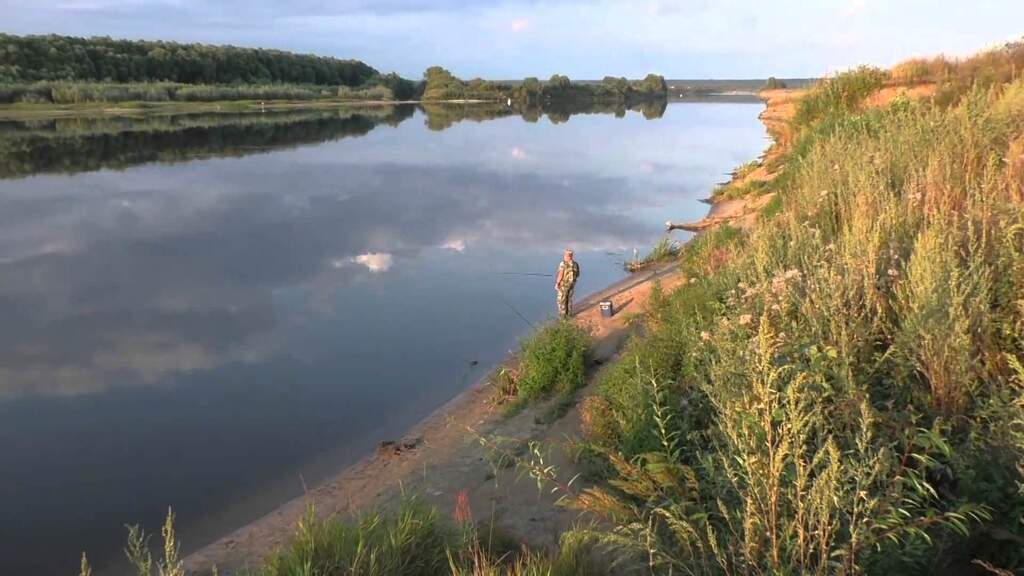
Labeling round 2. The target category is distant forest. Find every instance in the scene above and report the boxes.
[0,34,683,107]
[0,34,378,86]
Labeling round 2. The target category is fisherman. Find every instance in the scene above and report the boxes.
[554,248,580,318]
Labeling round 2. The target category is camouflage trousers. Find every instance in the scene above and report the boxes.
[557,285,575,317]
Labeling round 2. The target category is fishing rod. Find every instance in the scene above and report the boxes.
[497,272,554,277]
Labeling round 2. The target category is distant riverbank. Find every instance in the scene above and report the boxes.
[0,97,492,121]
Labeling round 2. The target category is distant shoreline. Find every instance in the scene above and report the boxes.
[0,97,499,121]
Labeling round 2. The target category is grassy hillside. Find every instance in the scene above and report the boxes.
[570,40,1024,574]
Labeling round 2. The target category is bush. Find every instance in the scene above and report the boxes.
[515,320,590,402]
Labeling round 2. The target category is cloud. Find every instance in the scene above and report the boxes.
[353,252,394,272]
[443,238,467,252]
[3,0,1024,78]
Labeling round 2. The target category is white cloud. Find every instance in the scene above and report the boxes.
[442,238,466,252]
[353,252,393,272]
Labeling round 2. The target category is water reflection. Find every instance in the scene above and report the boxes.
[0,100,667,179]
[0,101,765,575]
[0,161,652,400]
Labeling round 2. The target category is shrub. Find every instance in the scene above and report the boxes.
[515,320,589,402]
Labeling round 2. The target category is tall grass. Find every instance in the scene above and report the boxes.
[888,41,1024,107]
[571,55,1024,573]
[259,499,455,576]
[792,66,887,128]
[625,237,680,271]
[95,500,597,576]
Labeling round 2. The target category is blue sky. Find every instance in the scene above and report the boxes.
[2,0,1022,79]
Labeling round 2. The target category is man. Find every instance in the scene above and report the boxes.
[555,248,580,318]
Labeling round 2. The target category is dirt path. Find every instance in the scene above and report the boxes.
[184,262,686,575]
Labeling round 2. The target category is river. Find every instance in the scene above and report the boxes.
[0,99,766,574]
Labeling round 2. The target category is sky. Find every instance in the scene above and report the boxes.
[1,0,1023,79]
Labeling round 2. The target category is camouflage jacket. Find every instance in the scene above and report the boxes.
[558,260,580,289]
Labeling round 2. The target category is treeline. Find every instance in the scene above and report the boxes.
[0,34,664,106]
[420,66,668,105]
[0,79,418,105]
[517,73,667,106]
[0,81,342,104]
[0,34,378,86]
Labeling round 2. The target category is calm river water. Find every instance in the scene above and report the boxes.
[0,100,766,574]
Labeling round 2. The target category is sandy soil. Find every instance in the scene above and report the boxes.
[184,262,687,575]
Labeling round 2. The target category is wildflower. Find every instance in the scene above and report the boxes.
[784,269,801,280]
[453,489,472,525]
[700,331,711,342]
[738,314,753,326]
[771,303,781,312]
[887,268,899,277]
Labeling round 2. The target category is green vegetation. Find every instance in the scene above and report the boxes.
[792,65,887,128]
[260,500,455,576]
[421,66,511,101]
[419,66,668,110]
[887,40,1024,107]
[625,237,681,271]
[0,34,421,105]
[569,44,1024,573]
[95,500,598,576]
[763,76,788,90]
[0,33,377,86]
[0,35,666,110]
[511,320,590,405]
[512,73,668,108]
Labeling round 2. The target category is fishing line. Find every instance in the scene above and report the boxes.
[494,290,537,329]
